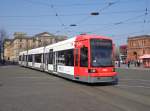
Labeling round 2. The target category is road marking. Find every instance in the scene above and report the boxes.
[119,80,150,87]
[116,84,150,89]
[116,67,150,71]
[120,79,150,82]
[95,86,150,108]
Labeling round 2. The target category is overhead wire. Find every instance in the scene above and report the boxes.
[87,13,146,34]
[3,0,150,40]
[49,0,70,35]
[71,0,120,26]
[23,0,50,7]
[142,0,149,34]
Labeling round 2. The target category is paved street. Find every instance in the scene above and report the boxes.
[0,65,150,111]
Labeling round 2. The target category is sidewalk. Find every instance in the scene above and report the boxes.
[0,61,18,66]
[115,64,150,71]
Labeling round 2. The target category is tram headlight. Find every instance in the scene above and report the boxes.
[88,69,97,73]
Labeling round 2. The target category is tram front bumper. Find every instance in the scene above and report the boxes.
[88,76,118,83]
[76,75,118,83]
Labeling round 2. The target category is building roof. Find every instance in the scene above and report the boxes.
[34,32,54,37]
[128,35,150,40]
[10,32,68,41]
[4,39,12,41]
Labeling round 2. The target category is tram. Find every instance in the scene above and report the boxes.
[19,34,118,83]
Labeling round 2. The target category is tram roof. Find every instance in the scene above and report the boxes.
[75,34,112,41]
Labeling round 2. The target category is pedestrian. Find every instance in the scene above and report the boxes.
[137,60,140,67]
[134,60,137,67]
[127,60,130,68]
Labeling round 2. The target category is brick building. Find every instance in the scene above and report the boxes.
[127,35,150,61]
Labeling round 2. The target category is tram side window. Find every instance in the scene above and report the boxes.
[28,55,32,62]
[49,52,53,64]
[80,47,88,67]
[58,49,74,66]
[58,51,65,65]
[65,49,74,66]
[35,54,42,63]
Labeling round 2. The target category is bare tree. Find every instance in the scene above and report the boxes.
[0,28,8,61]
[114,46,120,60]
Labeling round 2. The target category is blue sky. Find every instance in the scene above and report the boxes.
[0,0,150,45]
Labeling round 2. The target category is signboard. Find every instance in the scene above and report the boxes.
[90,39,112,47]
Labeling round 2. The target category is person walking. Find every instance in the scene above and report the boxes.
[127,60,130,68]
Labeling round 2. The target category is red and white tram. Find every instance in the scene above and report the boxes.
[19,34,118,83]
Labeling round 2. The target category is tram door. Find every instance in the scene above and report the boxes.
[74,48,79,77]
[53,52,57,72]
[21,55,23,65]
[74,40,89,77]
[32,54,35,67]
[43,53,48,71]
[45,53,48,71]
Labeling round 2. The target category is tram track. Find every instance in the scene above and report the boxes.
[59,80,150,111]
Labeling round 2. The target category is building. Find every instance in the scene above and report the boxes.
[119,45,127,63]
[33,32,67,48]
[119,45,127,56]
[4,39,12,61]
[4,32,67,62]
[0,40,2,61]
[127,35,150,61]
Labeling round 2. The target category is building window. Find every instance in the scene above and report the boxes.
[143,50,145,54]
[142,40,144,46]
[144,40,146,46]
